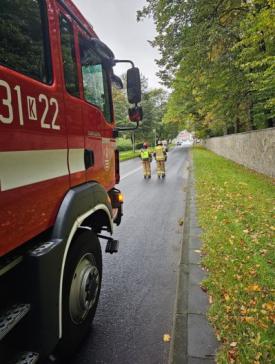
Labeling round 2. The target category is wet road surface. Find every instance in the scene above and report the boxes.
[70,146,190,364]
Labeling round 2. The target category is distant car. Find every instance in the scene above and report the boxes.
[181,140,193,147]
[176,141,181,146]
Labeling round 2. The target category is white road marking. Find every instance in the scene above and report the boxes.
[120,166,142,180]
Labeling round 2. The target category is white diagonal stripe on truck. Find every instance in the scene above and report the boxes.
[0,149,84,191]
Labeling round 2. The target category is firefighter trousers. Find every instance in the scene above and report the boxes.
[156,160,165,176]
[142,160,151,177]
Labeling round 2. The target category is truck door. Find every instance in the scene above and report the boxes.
[0,0,69,255]
[57,6,86,188]
[78,34,116,191]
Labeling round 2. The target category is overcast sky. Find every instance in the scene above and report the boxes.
[73,0,161,89]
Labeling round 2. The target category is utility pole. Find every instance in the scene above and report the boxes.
[132,131,135,153]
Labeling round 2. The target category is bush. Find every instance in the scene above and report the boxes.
[116,138,132,151]
[116,138,148,152]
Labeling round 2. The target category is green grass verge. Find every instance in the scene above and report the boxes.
[119,148,155,161]
[192,147,275,364]
[119,150,139,161]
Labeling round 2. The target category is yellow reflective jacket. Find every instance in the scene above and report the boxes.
[155,145,165,161]
[140,149,150,160]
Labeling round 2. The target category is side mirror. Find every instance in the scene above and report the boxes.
[128,106,143,122]
[111,74,123,89]
[127,67,141,104]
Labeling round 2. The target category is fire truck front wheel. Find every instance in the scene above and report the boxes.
[57,230,102,359]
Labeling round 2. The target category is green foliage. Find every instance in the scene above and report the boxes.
[119,150,139,161]
[116,137,132,151]
[112,73,174,147]
[193,147,275,363]
[138,0,275,136]
[137,87,169,145]
[112,86,129,126]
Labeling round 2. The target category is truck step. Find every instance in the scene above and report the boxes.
[105,239,119,254]
[10,352,39,364]
[0,255,23,277]
[0,304,30,341]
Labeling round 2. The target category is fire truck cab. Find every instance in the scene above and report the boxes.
[0,0,142,362]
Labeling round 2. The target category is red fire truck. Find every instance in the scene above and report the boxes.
[0,0,142,362]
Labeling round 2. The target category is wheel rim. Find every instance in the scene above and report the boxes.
[69,253,100,324]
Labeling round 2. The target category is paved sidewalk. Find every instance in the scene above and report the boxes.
[169,161,218,363]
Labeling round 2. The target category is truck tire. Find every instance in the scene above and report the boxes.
[56,230,102,359]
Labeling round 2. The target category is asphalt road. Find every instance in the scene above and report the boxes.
[70,146,190,364]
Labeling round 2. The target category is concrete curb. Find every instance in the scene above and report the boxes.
[169,151,218,364]
[168,151,191,364]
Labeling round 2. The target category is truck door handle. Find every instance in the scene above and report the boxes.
[84,149,94,169]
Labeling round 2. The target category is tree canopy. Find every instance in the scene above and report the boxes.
[138,0,275,137]
[112,75,173,147]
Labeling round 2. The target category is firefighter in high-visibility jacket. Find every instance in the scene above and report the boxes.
[140,143,152,179]
[154,141,167,178]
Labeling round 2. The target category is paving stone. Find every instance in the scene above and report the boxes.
[189,235,202,250]
[171,313,188,364]
[188,314,218,358]
[176,267,189,314]
[188,356,215,364]
[190,204,197,217]
[190,213,197,225]
[189,211,197,222]
[189,248,201,265]
[172,165,218,364]
[189,264,206,286]
[188,284,209,315]
[190,221,200,230]
[190,226,202,237]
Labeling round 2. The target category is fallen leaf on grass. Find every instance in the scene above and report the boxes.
[224,293,230,301]
[240,305,247,315]
[194,249,201,253]
[228,347,238,363]
[242,316,255,323]
[246,284,261,292]
[258,321,268,329]
[235,274,242,280]
[230,342,238,347]
[255,351,262,360]
[225,305,232,313]
[262,302,275,311]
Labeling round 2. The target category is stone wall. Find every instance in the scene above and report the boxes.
[203,127,275,178]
